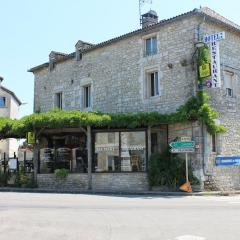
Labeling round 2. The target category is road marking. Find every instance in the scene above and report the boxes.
[230,202,240,204]
[175,235,206,240]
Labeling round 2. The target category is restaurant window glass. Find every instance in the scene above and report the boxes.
[120,131,146,172]
[39,133,87,173]
[95,132,120,172]
[94,131,147,172]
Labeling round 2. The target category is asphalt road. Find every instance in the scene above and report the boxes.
[0,192,239,240]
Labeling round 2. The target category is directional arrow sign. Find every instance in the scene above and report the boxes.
[169,141,195,149]
[170,147,195,153]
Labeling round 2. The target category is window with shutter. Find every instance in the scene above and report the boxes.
[224,71,234,97]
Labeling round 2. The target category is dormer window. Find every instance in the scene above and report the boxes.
[76,51,83,61]
[49,61,55,71]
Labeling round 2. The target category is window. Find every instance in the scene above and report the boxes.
[94,131,147,172]
[145,36,157,56]
[146,71,159,97]
[55,92,62,109]
[212,134,216,152]
[76,51,83,61]
[83,85,91,108]
[224,71,234,97]
[0,96,6,107]
[95,132,120,172]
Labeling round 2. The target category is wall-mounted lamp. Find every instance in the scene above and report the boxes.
[194,42,205,49]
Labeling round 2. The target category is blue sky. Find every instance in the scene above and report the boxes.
[0,0,239,117]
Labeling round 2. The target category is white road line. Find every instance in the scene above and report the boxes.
[175,235,206,240]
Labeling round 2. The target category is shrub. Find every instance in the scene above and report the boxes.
[0,171,8,187]
[26,173,38,188]
[148,151,199,189]
[54,168,69,179]
[20,175,28,186]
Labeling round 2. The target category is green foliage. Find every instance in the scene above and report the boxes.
[148,152,199,189]
[54,168,69,179]
[0,170,8,187]
[25,173,38,188]
[198,45,211,66]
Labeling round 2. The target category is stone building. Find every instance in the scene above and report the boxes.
[0,76,22,159]
[29,7,240,192]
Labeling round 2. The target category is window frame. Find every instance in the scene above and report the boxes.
[0,96,6,108]
[223,71,235,98]
[93,129,148,173]
[55,92,63,110]
[145,69,160,99]
[145,36,157,56]
[211,134,216,153]
[83,84,91,109]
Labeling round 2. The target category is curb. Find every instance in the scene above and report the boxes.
[0,187,240,196]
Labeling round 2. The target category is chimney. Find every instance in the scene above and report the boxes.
[141,10,158,28]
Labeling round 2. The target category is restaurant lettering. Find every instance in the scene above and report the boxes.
[203,32,225,88]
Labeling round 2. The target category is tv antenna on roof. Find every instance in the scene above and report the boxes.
[139,0,153,26]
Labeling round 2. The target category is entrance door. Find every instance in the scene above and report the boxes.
[151,125,168,154]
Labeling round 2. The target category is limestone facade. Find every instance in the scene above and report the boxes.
[30,7,240,191]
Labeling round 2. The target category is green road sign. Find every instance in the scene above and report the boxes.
[170,147,195,153]
[169,141,195,149]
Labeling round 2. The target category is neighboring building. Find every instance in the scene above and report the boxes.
[0,77,22,159]
[29,7,240,192]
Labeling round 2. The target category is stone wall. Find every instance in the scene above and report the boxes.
[37,174,89,192]
[33,15,199,115]
[32,12,240,191]
[37,173,148,192]
[92,173,148,192]
[199,21,240,190]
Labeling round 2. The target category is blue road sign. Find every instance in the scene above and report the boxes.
[216,156,240,166]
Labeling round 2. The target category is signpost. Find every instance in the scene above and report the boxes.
[169,141,195,149]
[170,147,195,153]
[169,137,195,193]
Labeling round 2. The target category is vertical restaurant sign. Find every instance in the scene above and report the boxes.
[203,32,225,88]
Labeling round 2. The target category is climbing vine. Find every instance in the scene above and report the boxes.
[0,45,226,139]
[195,45,226,134]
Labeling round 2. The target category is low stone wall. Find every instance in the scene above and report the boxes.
[37,174,89,192]
[92,172,149,192]
[37,172,149,192]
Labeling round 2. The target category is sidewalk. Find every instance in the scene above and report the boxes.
[0,187,240,196]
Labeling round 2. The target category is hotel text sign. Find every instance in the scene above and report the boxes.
[203,32,225,88]
[204,32,225,44]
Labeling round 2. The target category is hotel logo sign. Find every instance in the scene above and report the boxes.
[203,32,225,88]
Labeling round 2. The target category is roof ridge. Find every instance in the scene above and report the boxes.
[0,85,22,105]
[51,51,68,56]
[200,6,240,30]
[29,7,240,73]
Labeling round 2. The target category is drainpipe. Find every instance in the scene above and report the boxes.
[197,16,210,177]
